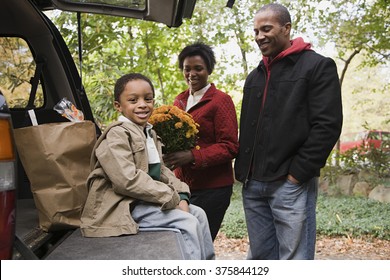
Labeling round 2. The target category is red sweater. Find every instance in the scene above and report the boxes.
[173,83,239,190]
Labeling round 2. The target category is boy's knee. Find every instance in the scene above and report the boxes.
[174,208,199,223]
[189,205,209,225]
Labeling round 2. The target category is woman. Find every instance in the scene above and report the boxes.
[163,42,239,240]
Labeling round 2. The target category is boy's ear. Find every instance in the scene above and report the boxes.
[114,101,122,112]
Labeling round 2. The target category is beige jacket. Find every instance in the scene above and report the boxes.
[80,121,190,237]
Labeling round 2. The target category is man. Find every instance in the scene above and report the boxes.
[234,3,342,260]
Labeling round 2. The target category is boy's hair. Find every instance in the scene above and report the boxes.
[178,42,216,74]
[257,3,291,26]
[114,73,155,102]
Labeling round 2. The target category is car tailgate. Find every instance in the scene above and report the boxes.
[15,199,187,260]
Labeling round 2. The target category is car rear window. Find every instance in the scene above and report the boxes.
[0,37,44,109]
[381,132,390,141]
[367,131,380,140]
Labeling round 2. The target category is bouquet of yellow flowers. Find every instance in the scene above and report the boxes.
[149,105,199,154]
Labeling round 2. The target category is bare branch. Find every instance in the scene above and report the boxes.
[339,49,360,86]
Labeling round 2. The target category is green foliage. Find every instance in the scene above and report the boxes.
[47,0,390,129]
[47,0,268,127]
[0,37,44,108]
[321,150,344,186]
[321,143,390,189]
[220,183,248,238]
[221,183,390,240]
[316,194,390,239]
[51,12,193,125]
[363,148,390,179]
[291,0,390,67]
[290,1,390,129]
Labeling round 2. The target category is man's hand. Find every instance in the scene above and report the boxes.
[287,174,300,185]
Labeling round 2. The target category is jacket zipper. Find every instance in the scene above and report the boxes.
[244,65,270,185]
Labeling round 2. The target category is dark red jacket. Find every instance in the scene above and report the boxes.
[173,83,239,190]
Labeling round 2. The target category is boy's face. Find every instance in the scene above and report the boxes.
[114,79,154,127]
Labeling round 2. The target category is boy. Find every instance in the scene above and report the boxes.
[80,73,214,260]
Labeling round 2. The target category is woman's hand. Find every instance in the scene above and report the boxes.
[163,150,194,170]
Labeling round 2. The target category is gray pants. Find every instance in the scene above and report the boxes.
[131,202,215,260]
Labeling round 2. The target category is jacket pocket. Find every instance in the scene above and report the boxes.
[130,140,148,170]
[130,141,146,154]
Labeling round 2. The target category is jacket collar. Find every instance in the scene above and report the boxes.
[258,51,312,73]
[258,37,312,71]
[117,115,154,135]
[176,83,217,109]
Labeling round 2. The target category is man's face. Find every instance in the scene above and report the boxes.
[253,9,291,60]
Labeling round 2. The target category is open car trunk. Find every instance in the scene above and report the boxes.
[0,0,197,260]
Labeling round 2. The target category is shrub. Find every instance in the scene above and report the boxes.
[321,145,390,189]
[316,194,390,240]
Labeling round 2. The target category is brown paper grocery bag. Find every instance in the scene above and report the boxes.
[13,121,96,231]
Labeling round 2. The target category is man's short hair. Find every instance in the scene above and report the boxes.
[257,3,291,26]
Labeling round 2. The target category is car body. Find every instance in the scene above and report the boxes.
[0,93,17,260]
[340,130,390,153]
[0,0,197,260]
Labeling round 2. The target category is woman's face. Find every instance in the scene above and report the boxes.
[182,55,209,93]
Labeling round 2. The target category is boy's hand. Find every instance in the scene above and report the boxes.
[176,200,190,213]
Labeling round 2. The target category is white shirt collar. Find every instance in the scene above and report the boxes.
[186,83,211,111]
[117,115,159,163]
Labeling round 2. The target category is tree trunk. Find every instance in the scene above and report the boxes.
[335,49,360,166]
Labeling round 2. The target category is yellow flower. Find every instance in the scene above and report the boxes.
[149,105,199,154]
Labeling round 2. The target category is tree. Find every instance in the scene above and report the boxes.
[50,1,243,126]
[53,12,196,125]
[49,0,389,129]
[289,0,389,86]
[287,0,390,159]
